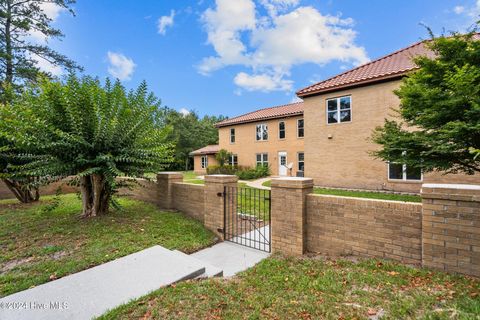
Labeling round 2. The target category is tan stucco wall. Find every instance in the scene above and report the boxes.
[193,154,218,175]
[303,80,480,192]
[218,115,305,176]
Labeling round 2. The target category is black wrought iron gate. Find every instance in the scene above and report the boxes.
[222,186,271,252]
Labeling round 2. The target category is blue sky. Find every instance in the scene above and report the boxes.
[42,0,479,117]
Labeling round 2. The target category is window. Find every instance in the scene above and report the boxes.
[388,163,422,181]
[327,96,351,124]
[297,119,304,138]
[256,153,268,167]
[230,128,235,143]
[298,152,304,172]
[201,156,208,169]
[256,124,268,141]
[229,154,238,166]
[279,121,286,139]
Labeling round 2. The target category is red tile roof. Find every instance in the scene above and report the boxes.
[216,102,304,128]
[190,144,220,156]
[296,40,434,97]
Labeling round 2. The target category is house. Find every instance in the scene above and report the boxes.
[191,38,479,192]
[190,145,220,175]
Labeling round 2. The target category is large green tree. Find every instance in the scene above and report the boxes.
[160,108,225,170]
[0,0,81,202]
[372,30,480,175]
[0,76,173,217]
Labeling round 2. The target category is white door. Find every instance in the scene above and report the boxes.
[278,152,287,176]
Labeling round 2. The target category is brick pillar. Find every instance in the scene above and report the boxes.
[204,174,238,238]
[271,177,313,255]
[156,172,183,209]
[421,183,480,277]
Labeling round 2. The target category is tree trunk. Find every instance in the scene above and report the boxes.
[2,178,39,203]
[80,174,111,218]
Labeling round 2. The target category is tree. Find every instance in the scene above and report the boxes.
[0,75,173,217]
[0,0,81,202]
[372,30,480,175]
[159,108,225,171]
[216,149,232,167]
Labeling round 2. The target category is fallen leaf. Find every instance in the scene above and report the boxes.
[367,309,377,316]
[387,271,399,276]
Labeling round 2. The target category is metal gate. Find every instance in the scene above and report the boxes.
[222,186,271,252]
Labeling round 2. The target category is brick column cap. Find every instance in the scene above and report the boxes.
[204,174,238,184]
[421,183,480,201]
[271,177,314,189]
[157,172,183,180]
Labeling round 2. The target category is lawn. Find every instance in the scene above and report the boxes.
[262,180,421,202]
[99,255,480,320]
[0,194,217,297]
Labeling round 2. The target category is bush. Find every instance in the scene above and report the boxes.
[206,165,236,175]
[206,164,270,180]
[236,165,270,180]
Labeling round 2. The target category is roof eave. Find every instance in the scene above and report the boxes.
[296,71,414,98]
[215,111,304,128]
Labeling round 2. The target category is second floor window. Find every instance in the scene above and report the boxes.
[297,119,304,138]
[230,128,235,143]
[279,121,286,139]
[327,96,351,124]
[256,124,268,141]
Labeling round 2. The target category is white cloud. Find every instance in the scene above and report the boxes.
[453,1,480,28]
[198,0,369,92]
[234,72,293,92]
[179,108,190,116]
[454,5,465,14]
[35,57,64,76]
[107,52,136,81]
[30,3,65,42]
[158,10,175,35]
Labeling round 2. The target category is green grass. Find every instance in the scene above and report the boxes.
[236,186,270,219]
[0,194,217,297]
[313,188,421,202]
[261,180,421,202]
[99,255,480,320]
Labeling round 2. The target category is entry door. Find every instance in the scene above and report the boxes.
[278,152,287,176]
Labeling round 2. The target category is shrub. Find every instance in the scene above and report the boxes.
[206,165,237,175]
[235,165,270,180]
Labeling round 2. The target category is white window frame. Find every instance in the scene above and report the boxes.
[230,128,235,144]
[387,162,423,182]
[256,153,268,167]
[297,118,304,138]
[229,154,238,166]
[326,95,352,125]
[278,121,286,140]
[256,123,268,141]
[201,155,208,169]
[297,152,305,172]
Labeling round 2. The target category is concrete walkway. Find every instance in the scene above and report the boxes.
[0,246,206,320]
[0,240,270,319]
[241,177,273,190]
[192,241,270,277]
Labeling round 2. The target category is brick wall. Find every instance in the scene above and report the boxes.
[306,194,423,264]
[218,115,304,177]
[172,182,205,222]
[421,184,480,277]
[303,80,480,193]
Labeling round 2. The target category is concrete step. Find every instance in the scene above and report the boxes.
[173,250,223,278]
[0,246,205,320]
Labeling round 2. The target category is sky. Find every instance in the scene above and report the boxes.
[39,0,479,118]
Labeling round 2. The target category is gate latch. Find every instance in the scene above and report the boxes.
[217,192,225,197]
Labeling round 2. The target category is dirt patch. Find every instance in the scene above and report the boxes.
[0,257,35,272]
